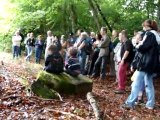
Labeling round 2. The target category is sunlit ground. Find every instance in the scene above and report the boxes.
[0,0,15,33]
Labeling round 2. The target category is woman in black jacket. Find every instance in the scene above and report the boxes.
[122,19,159,110]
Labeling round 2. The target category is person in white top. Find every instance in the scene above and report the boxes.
[45,30,53,60]
[12,30,22,59]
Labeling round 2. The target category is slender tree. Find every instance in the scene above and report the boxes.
[92,0,112,32]
[88,0,101,30]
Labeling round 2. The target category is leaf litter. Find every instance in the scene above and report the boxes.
[0,52,160,120]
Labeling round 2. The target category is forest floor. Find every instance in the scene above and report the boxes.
[0,52,160,120]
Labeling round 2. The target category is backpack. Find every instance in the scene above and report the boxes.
[45,53,64,74]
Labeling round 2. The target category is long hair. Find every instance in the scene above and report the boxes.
[143,19,158,31]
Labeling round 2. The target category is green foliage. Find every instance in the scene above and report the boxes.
[0,0,159,51]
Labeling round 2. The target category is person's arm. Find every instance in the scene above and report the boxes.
[78,41,85,50]
[35,40,38,45]
[136,32,154,52]
[45,55,51,66]
[120,51,129,64]
[98,36,110,48]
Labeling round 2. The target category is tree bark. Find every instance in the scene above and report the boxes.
[157,0,160,24]
[88,0,101,30]
[87,92,102,120]
[92,0,112,32]
[70,2,77,33]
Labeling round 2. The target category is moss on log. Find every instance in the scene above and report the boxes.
[31,81,58,99]
[31,71,93,98]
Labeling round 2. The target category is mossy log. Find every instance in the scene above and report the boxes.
[31,71,93,98]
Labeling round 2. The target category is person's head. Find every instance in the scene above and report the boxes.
[133,30,138,36]
[27,33,30,38]
[61,35,65,40]
[80,32,88,39]
[15,30,20,36]
[96,33,102,40]
[47,30,52,37]
[30,32,34,38]
[47,44,57,53]
[77,29,83,36]
[69,32,74,37]
[135,31,144,43]
[68,47,78,58]
[112,30,118,38]
[38,35,43,40]
[54,36,58,41]
[119,30,128,42]
[90,32,95,38]
[142,19,158,31]
[100,27,107,36]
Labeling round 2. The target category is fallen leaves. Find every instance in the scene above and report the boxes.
[0,52,160,119]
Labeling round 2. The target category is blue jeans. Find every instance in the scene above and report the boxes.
[12,45,20,59]
[79,51,87,74]
[35,48,43,63]
[26,46,34,61]
[125,71,155,108]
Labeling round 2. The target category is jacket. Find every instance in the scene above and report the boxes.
[44,52,64,74]
[131,31,159,73]
[98,35,110,57]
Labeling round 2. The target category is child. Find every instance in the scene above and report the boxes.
[44,44,64,74]
[65,47,80,76]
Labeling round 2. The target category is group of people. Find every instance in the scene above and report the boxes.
[12,19,160,110]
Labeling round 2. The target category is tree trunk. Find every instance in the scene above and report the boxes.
[70,1,77,33]
[88,0,101,30]
[62,1,68,34]
[157,0,160,24]
[93,0,112,32]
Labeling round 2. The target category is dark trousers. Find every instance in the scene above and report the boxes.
[93,56,107,78]
[88,50,99,75]
[12,45,20,58]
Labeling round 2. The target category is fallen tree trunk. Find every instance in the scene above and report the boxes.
[87,92,102,120]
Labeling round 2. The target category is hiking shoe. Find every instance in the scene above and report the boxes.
[91,74,99,79]
[145,106,154,110]
[114,89,126,94]
[135,100,144,106]
[120,103,134,110]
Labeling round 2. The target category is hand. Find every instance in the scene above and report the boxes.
[120,59,124,64]
[130,66,134,72]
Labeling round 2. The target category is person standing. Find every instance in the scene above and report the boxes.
[92,27,110,80]
[12,30,22,59]
[88,33,102,75]
[78,32,89,74]
[45,30,53,60]
[114,30,133,93]
[35,35,44,63]
[109,30,119,76]
[25,32,35,61]
[122,20,159,110]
